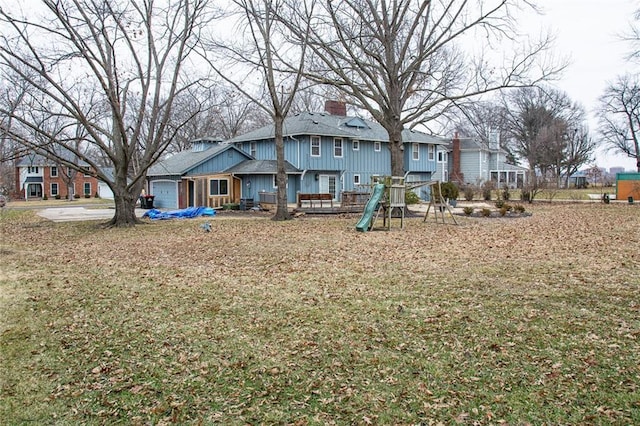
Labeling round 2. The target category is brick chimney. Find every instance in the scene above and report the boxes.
[451,132,464,184]
[324,100,347,116]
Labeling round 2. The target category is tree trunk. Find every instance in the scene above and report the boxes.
[104,169,145,227]
[387,125,404,177]
[272,114,291,221]
[105,192,141,227]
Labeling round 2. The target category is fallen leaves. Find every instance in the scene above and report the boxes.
[1,204,639,424]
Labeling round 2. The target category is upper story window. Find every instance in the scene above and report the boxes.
[374,141,381,152]
[50,166,58,177]
[310,136,321,157]
[250,142,257,157]
[27,166,39,174]
[334,138,343,157]
[83,166,91,177]
[438,151,448,163]
[412,143,419,160]
[352,140,360,151]
[428,145,435,161]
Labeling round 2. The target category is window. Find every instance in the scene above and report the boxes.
[353,174,360,185]
[209,179,229,196]
[428,145,435,161]
[51,183,59,196]
[334,138,343,157]
[437,151,448,163]
[310,136,321,157]
[83,166,91,177]
[272,174,288,188]
[412,143,419,160]
[27,166,39,174]
[250,142,257,158]
[352,140,360,151]
[374,141,381,152]
[50,166,58,177]
[84,182,91,195]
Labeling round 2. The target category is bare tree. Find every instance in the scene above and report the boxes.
[502,86,588,197]
[0,0,213,226]
[201,0,311,221]
[451,100,517,164]
[281,0,565,176]
[562,126,595,187]
[598,74,640,172]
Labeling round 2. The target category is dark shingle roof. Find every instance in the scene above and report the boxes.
[225,112,448,145]
[225,160,301,175]
[147,144,251,176]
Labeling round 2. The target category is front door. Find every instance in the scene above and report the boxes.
[319,175,337,199]
[27,183,42,198]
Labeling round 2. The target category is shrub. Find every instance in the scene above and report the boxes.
[73,193,80,199]
[94,192,100,198]
[503,203,513,212]
[84,193,91,198]
[404,190,420,205]
[502,185,511,201]
[433,182,459,201]
[463,185,475,201]
[494,200,505,209]
[463,206,474,216]
[480,208,491,217]
[499,207,508,216]
[482,181,494,201]
[43,194,48,200]
[54,194,61,200]
[514,204,526,213]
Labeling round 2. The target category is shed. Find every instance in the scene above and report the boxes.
[616,172,640,202]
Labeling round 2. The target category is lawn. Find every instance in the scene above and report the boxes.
[1,203,639,425]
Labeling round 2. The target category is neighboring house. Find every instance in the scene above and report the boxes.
[96,167,115,200]
[450,133,527,189]
[15,153,99,200]
[148,101,450,209]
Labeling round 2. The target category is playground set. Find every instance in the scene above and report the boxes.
[355,177,457,232]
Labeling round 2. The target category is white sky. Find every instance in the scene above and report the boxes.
[524,0,638,171]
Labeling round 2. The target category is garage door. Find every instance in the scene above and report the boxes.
[150,180,178,209]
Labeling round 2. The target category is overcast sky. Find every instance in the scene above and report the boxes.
[524,0,638,170]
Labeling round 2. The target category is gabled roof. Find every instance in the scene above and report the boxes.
[225,159,302,175]
[148,144,252,176]
[16,150,91,167]
[457,138,491,151]
[226,112,447,145]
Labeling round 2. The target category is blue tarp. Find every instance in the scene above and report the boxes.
[142,206,216,220]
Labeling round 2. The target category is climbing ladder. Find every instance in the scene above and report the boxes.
[423,181,458,225]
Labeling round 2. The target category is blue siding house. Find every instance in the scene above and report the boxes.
[147,103,449,209]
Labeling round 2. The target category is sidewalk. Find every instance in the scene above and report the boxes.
[36,207,147,222]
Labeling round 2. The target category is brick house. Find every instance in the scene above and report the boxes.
[15,153,99,201]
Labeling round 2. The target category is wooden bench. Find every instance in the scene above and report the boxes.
[297,193,334,208]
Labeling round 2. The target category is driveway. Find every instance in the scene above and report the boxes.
[37,207,147,222]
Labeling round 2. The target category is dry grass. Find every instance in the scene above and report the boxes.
[1,203,639,424]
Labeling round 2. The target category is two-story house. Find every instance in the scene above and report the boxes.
[450,133,527,189]
[147,102,450,209]
[15,153,100,201]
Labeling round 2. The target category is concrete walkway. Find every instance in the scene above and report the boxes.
[37,207,147,223]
